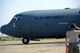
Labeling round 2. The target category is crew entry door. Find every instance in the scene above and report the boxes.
[31,27,38,38]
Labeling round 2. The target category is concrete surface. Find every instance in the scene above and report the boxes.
[0,39,66,53]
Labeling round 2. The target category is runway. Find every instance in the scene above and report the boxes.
[0,39,66,53]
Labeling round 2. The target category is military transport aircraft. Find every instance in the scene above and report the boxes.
[0,8,80,44]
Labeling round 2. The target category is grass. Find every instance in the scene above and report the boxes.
[0,37,65,41]
[0,37,22,41]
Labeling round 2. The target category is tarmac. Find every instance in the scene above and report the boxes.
[0,39,66,53]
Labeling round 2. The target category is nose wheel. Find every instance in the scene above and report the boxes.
[22,37,30,44]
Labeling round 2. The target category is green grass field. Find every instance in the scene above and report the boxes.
[0,37,22,41]
[0,37,65,41]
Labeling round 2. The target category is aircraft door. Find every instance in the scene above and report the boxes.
[31,27,38,38]
[31,27,43,38]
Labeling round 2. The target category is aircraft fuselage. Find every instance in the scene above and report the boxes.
[1,8,80,44]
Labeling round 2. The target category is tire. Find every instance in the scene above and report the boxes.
[22,37,30,44]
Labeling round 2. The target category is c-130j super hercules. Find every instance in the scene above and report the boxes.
[1,8,80,44]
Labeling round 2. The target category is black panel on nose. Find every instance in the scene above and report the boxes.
[0,25,7,34]
[1,25,4,33]
[0,28,1,32]
[79,11,80,14]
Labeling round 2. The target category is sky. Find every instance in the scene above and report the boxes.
[0,0,80,36]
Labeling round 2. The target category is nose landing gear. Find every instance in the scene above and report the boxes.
[22,37,30,44]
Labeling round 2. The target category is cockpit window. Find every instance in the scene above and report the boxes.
[13,15,22,20]
[17,16,22,20]
[13,17,17,20]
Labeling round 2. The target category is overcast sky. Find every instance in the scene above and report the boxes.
[0,0,80,36]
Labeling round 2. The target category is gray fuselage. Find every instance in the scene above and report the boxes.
[1,8,80,39]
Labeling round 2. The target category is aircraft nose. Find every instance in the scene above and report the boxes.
[0,25,7,34]
[0,27,1,32]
